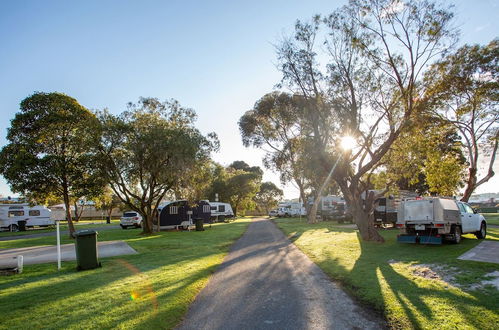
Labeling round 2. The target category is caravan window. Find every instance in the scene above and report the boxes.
[8,211,24,217]
[170,206,178,214]
[29,210,41,216]
[203,205,210,213]
[210,206,217,211]
[218,205,225,212]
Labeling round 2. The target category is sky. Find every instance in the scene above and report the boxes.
[0,0,498,199]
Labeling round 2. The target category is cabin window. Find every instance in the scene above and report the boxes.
[123,212,137,217]
[203,205,210,213]
[464,204,474,214]
[458,203,466,213]
[29,210,41,216]
[218,205,225,212]
[170,206,178,214]
[8,211,24,217]
[323,201,330,207]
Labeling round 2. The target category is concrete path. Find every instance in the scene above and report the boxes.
[0,225,121,241]
[176,218,384,330]
[458,240,499,264]
[0,240,137,268]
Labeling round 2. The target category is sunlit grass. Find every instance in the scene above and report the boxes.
[483,213,499,226]
[274,218,499,330]
[0,219,250,329]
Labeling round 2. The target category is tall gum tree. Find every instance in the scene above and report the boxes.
[274,0,457,241]
[97,98,218,234]
[424,39,499,201]
[0,92,104,236]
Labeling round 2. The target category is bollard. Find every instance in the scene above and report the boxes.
[17,255,23,273]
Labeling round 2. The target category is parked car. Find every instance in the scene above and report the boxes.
[120,211,143,229]
[268,209,278,217]
[396,198,487,244]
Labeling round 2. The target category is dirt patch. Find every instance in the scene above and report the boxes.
[409,263,499,291]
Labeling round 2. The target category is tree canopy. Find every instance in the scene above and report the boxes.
[97,97,218,234]
[0,92,104,235]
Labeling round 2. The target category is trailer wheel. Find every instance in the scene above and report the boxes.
[120,225,127,230]
[9,224,19,232]
[452,225,462,244]
[475,222,486,239]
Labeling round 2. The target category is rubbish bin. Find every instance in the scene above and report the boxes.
[18,220,27,232]
[74,229,101,270]
[195,218,204,231]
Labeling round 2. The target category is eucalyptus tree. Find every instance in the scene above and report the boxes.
[424,39,499,201]
[0,92,104,236]
[239,92,308,205]
[254,181,284,214]
[272,0,457,241]
[97,98,218,234]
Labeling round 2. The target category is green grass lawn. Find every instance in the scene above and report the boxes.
[0,219,251,329]
[483,213,499,226]
[274,218,499,330]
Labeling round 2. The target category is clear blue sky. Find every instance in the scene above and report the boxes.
[0,0,498,199]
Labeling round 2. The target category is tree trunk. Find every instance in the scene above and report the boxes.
[141,211,154,234]
[461,167,477,202]
[62,183,75,238]
[349,191,384,242]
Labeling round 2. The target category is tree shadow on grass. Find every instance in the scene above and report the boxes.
[347,232,499,329]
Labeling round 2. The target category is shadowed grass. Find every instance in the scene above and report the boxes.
[0,218,251,329]
[274,218,499,330]
[483,213,499,226]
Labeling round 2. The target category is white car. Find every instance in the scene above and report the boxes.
[120,211,143,229]
[268,210,278,217]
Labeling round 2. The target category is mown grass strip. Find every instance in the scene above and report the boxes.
[0,218,251,329]
[274,218,499,330]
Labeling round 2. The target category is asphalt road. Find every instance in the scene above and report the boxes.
[176,218,385,330]
[0,225,121,241]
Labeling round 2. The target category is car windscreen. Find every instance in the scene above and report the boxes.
[123,212,137,217]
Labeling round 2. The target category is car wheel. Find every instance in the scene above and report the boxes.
[120,225,127,229]
[475,222,486,239]
[452,225,462,244]
[9,224,19,232]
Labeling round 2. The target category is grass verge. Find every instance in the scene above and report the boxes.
[0,218,250,329]
[274,218,499,330]
[483,213,499,226]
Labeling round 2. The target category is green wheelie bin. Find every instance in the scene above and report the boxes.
[74,229,101,270]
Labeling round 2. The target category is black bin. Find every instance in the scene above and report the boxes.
[195,218,204,231]
[74,229,101,270]
[18,220,27,232]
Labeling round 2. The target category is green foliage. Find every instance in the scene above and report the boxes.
[97,97,218,233]
[254,181,283,214]
[424,39,499,201]
[207,161,263,216]
[0,92,105,233]
[377,115,466,196]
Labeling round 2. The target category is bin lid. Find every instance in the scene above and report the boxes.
[74,229,98,237]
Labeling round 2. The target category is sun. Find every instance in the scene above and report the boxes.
[340,136,356,151]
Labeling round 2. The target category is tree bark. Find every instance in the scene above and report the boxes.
[339,181,384,243]
[62,181,75,238]
[461,167,477,202]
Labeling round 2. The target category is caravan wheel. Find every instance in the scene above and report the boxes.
[9,224,19,232]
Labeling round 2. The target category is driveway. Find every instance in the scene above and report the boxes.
[176,218,384,330]
[0,240,137,268]
[0,225,121,241]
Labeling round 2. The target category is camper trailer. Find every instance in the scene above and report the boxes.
[157,200,211,230]
[0,204,53,231]
[208,202,234,221]
[277,202,306,217]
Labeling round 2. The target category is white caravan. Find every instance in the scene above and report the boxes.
[277,202,306,217]
[208,202,234,221]
[0,204,53,231]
